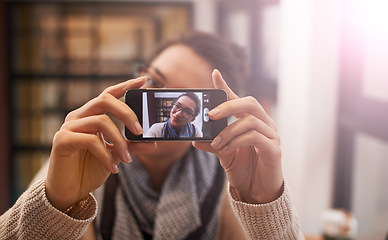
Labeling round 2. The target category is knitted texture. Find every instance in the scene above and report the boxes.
[0,179,97,240]
[0,177,304,239]
[93,148,221,240]
[229,182,304,240]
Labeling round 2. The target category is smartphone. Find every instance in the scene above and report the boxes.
[125,89,227,141]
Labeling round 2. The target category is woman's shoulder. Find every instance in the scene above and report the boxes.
[143,122,166,137]
[148,122,166,131]
[150,122,166,128]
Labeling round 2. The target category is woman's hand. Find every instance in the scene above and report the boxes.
[46,77,156,212]
[193,70,283,204]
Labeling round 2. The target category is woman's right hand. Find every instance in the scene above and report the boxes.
[45,77,156,212]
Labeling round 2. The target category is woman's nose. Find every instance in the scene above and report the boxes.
[177,109,183,114]
[174,108,184,117]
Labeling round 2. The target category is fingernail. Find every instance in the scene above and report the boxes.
[136,76,147,81]
[212,136,222,147]
[219,145,228,154]
[134,121,143,134]
[112,163,119,174]
[124,150,132,163]
[209,108,220,116]
[213,69,224,79]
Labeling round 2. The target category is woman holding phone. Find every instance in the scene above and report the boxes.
[1,31,303,239]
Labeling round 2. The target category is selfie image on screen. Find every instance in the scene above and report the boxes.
[142,91,204,139]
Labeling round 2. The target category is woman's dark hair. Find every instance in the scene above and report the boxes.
[149,31,250,94]
[176,92,201,117]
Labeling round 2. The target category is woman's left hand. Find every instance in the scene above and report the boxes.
[193,70,283,204]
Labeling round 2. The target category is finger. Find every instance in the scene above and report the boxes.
[192,141,217,154]
[214,129,280,158]
[127,142,157,153]
[192,141,235,171]
[105,140,158,163]
[208,96,276,129]
[62,115,132,163]
[53,130,119,174]
[193,141,238,172]
[210,115,279,151]
[212,69,239,100]
[65,76,146,133]
[66,92,143,135]
[105,140,157,161]
[67,76,146,121]
[103,76,147,99]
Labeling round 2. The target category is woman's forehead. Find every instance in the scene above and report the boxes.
[176,96,196,110]
[150,45,214,88]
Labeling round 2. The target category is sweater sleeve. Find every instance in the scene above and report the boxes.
[0,179,97,240]
[228,181,305,240]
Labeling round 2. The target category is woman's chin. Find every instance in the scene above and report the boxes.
[136,142,192,159]
[170,121,184,129]
[155,142,191,152]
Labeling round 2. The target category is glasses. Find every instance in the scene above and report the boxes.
[134,65,165,88]
[171,102,195,119]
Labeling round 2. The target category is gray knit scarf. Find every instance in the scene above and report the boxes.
[94,147,222,240]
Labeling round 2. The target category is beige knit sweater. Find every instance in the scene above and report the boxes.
[0,179,304,240]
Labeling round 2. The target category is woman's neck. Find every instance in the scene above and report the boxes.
[135,142,192,192]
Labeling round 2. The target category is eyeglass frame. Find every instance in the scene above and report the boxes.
[171,102,196,120]
[134,65,166,88]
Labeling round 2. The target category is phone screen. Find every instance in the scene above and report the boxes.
[125,89,227,141]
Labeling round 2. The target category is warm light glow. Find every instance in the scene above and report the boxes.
[352,0,388,101]
[353,0,388,38]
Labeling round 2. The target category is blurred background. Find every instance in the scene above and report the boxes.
[0,0,387,239]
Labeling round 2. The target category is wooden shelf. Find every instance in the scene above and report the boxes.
[5,1,193,205]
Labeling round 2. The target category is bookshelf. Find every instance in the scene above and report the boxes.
[155,99,174,123]
[6,1,192,205]
[0,0,10,215]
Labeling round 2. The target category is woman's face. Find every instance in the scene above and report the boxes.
[169,96,197,129]
[141,44,214,156]
[145,44,214,89]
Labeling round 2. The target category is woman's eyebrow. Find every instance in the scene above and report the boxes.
[176,101,195,112]
[151,67,167,83]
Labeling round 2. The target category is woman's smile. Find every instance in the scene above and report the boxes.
[171,112,184,125]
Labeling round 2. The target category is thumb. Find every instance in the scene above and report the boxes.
[212,69,239,101]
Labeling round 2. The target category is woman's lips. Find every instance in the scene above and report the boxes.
[171,114,182,124]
